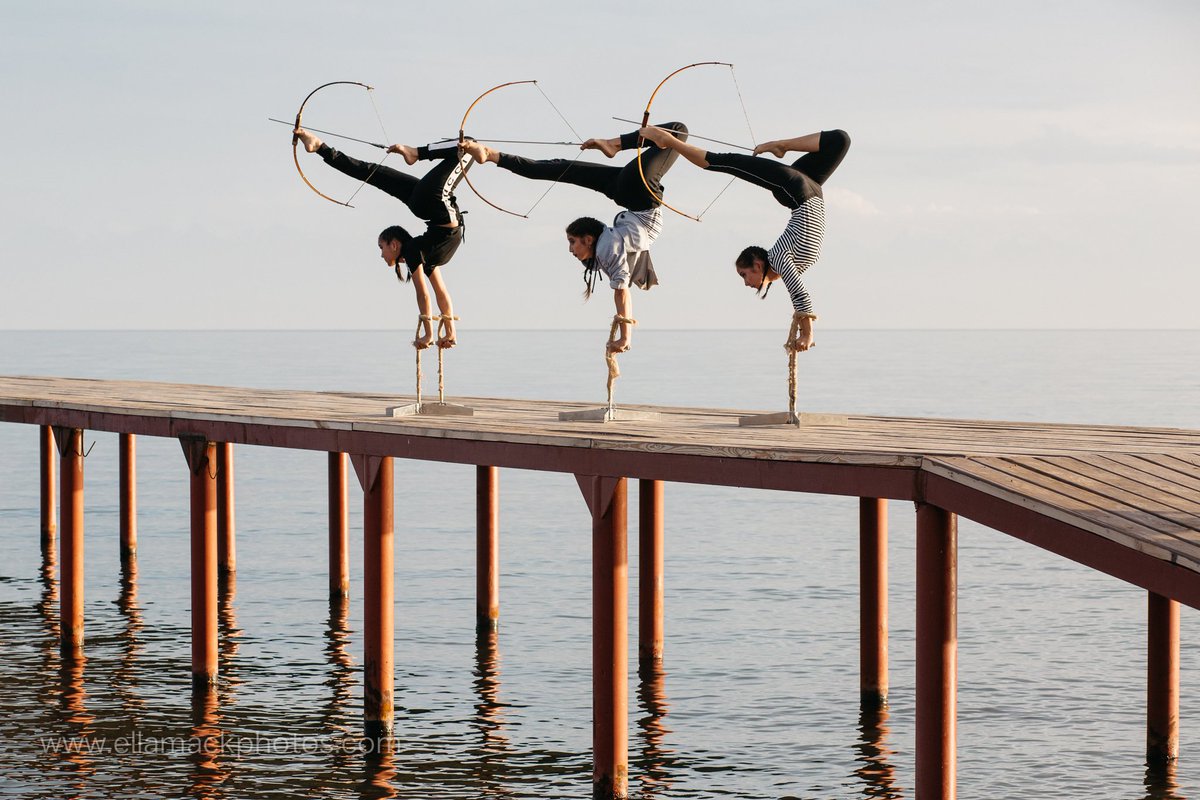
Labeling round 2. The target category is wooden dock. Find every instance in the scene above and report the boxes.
[3,374,1199,799]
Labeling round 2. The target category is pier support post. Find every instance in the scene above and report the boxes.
[56,427,85,655]
[860,497,888,707]
[915,502,957,800]
[354,455,395,739]
[639,479,664,669]
[329,453,349,598]
[119,433,137,564]
[1147,591,1180,766]
[40,425,57,550]
[477,466,500,632]
[577,474,629,800]
[183,438,218,690]
[216,443,235,577]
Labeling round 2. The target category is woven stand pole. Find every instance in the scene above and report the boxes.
[413,314,434,407]
[785,316,800,421]
[436,314,459,404]
[605,315,637,416]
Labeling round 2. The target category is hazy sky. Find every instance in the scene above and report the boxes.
[1,1,1196,330]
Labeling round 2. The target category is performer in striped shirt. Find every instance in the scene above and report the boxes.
[460,122,688,354]
[638,126,850,352]
[294,127,473,350]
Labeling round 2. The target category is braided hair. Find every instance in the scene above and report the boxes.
[379,225,415,283]
[735,245,773,299]
[566,216,605,300]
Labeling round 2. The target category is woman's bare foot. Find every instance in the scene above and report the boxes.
[581,137,621,158]
[386,143,419,165]
[294,127,322,153]
[753,140,790,158]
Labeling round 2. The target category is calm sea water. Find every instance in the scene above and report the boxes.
[1,329,1198,799]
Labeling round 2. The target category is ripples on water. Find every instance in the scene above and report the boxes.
[1,330,1198,798]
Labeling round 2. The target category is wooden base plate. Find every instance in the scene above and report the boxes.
[558,407,661,423]
[387,402,475,418]
[738,411,848,427]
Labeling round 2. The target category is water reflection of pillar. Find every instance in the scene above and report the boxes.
[322,594,357,774]
[38,535,60,636]
[217,571,243,679]
[1142,759,1187,800]
[359,744,399,800]
[471,629,513,791]
[190,687,228,799]
[852,704,902,799]
[56,654,96,791]
[114,559,146,719]
[633,664,675,797]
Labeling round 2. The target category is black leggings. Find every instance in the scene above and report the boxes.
[320,145,469,225]
[495,122,689,212]
[705,129,850,209]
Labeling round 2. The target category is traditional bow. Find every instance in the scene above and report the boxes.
[637,61,756,222]
[292,80,390,208]
[458,80,583,218]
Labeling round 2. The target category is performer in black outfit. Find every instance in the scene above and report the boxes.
[460,122,687,354]
[639,126,850,352]
[294,127,473,349]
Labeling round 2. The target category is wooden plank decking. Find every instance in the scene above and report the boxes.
[3,374,1200,605]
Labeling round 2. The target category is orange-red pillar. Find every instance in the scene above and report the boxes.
[477,466,500,632]
[584,475,629,800]
[119,433,137,564]
[1147,591,1180,766]
[216,443,235,577]
[638,479,664,668]
[915,502,957,800]
[185,439,218,689]
[329,453,349,598]
[361,456,395,739]
[58,428,85,656]
[860,497,888,707]
[40,425,57,550]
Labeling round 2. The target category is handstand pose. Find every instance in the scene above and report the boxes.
[639,126,850,352]
[294,127,474,350]
[460,122,688,353]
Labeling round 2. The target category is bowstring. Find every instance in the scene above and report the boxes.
[695,64,758,222]
[345,86,393,207]
[517,81,586,217]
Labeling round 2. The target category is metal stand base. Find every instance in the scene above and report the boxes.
[387,402,475,418]
[558,407,660,423]
[738,411,848,427]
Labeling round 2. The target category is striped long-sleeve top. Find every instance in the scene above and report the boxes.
[765,196,826,314]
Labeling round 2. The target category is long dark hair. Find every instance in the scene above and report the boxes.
[566,217,605,300]
[379,225,415,283]
[735,245,773,299]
